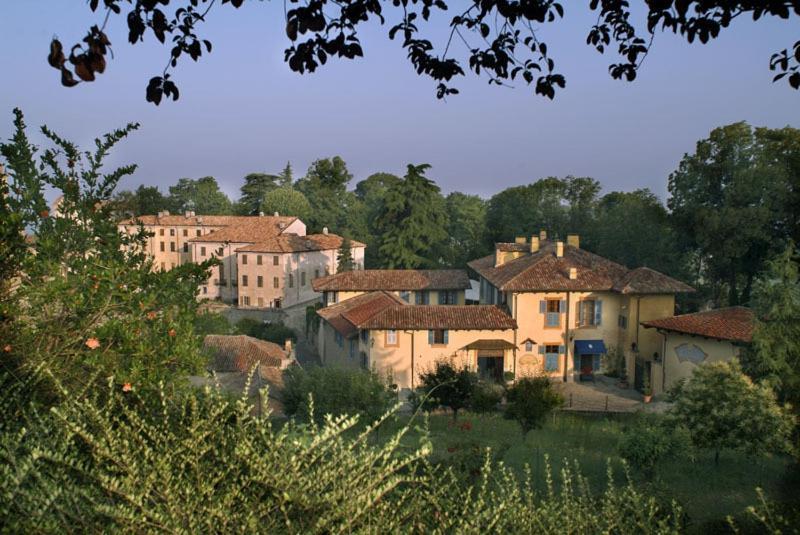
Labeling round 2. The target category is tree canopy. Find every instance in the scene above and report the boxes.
[260,185,312,221]
[168,176,233,215]
[48,2,800,105]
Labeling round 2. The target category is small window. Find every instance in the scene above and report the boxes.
[429,329,448,345]
[159,229,164,236]
[170,229,175,236]
[257,276,263,288]
[525,340,533,352]
[242,254,248,265]
[273,276,279,288]
[257,255,262,265]
[196,229,201,236]
[241,296,250,306]
[242,275,248,287]
[219,264,225,278]
[618,314,628,329]
[438,290,456,305]
[361,330,369,343]
[258,297,263,307]
[202,286,207,294]
[288,274,294,288]
[579,300,596,327]
[416,291,429,305]
[544,344,560,371]
[170,242,176,252]
[335,331,343,347]
[183,243,188,253]
[545,299,561,327]
[273,255,279,266]
[300,271,306,286]
[399,291,410,303]
[170,262,175,269]
[349,339,356,359]
[160,262,165,270]
[386,329,398,346]
[315,268,320,279]
[160,241,165,252]
[183,229,188,237]
[200,246,206,256]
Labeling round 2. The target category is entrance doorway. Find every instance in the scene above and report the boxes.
[477,355,504,382]
[579,355,595,381]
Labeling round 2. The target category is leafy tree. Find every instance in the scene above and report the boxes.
[354,172,401,268]
[470,381,505,413]
[618,416,692,479]
[337,235,355,272]
[0,109,212,394]
[51,2,800,105]
[193,311,233,336]
[168,176,233,215]
[741,243,800,406]
[503,376,563,437]
[235,318,297,345]
[260,185,311,221]
[670,361,794,465]
[441,192,489,268]
[295,157,355,232]
[668,123,800,306]
[376,164,448,269]
[111,184,173,217]
[239,172,282,215]
[282,366,396,426]
[417,360,477,421]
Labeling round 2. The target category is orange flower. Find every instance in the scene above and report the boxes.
[85,338,100,350]
[39,209,49,218]
[146,311,157,320]
[168,329,177,337]
[122,383,132,392]
[3,344,11,353]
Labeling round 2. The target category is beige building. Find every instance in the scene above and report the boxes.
[468,232,694,391]
[641,307,754,395]
[118,211,365,309]
[311,269,471,307]
[317,291,517,391]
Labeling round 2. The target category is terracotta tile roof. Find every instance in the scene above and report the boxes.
[203,334,288,371]
[641,307,754,343]
[120,214,269,227]
[495,242,530,252]
[188,217,299,243]
[359,305,517,331]
[312,269,470,292]
[461,339,516,350]
[237,233,366,253]
[317,291,406,338]
[468,240,693,294]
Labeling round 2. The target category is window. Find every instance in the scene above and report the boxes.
[170,242,176,252]
[196,229,201,236]
[170,229,175,236]
[399,291,410,303]
[349,339,356,359]
[578,299,602,327]
[525,340,533,352]
[314,268,320,279]
[273,255,279,266]
[258,297,263,307]
[200,246,206,256]
[289,274,294,288]
[542,299,562,328]
[257,276,263,288]
[438,291,456,305]
[160,241,165,252]
[242,254,248,265]
[361,330,369,343]
[183,243,188,253]
[543,344,561,371]
[241,296,251,306]
[618,314,628,329]
[170,263,175,269]
[416,291,429,305]
[385,329,398,346]
[335,331,343,347]
[242,275,248,287]
[159,229,164,236]
[183,229,188,237]
[273,277,279,288]
[325,291,338,305]
[160,262,165,270]
[219,264,225,279]
[429,329,448,345]
[202,286,207,294]
[257,255,262,265]
[301,271,306,286]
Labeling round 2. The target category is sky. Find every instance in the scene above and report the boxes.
[1,1,798,202]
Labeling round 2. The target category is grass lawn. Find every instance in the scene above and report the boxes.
[386,410,794,532]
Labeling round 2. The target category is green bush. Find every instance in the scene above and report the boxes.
[618,415,692,478]
[504,376,564,436]
[282,366,396,425]
[471,381,505,413]
[417,360,478,421]
[194,311,233,336]
[235,318,297,345]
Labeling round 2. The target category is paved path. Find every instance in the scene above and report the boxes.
[558,375,672,413]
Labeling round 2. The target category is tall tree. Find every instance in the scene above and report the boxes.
[668,123,796,306]
[239,173,281,215]
[441,192,489,268]
[278,162,294,187]
[336,235,355,272]
[376,164,448,269]
[168,176,232,215]
[111,185,173,217]
[354,172,402,268]
[295,157,354,233]
[260,186,311,221]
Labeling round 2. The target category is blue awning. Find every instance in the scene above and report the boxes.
[574,339,607,355]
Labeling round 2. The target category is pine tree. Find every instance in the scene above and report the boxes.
[377,164,448,268]
[337,235,354,272]
[278,161,294,187]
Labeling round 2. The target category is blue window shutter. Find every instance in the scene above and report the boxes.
[539,300,546,313]
[538,345,545,355]
[443,330,449,344]
[428,330,434,344]
[560,300,567,313]
[595,300,603,325]
[558,344,565,354]
[578,300,584,326]
[593,354,601,371]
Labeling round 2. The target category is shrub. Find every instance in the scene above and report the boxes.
[194,311,233,336]
[471,381,505,413]
[602,345,626,378]
[417,360,478,421]
[282,366,396,425]
[235,318,297,345]
[618,415,692,478]
[504,376,563,436]
[664,378,686,402]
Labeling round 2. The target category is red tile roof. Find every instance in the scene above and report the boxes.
[641,307,754,343]
[317,291,406,338]
[188,216,299,243]
[237,233,366,253]
[203,335,288,371]
[312,269,470,292]
[120,214,290,228]
[468,240,693,294]
[359,305,517,331]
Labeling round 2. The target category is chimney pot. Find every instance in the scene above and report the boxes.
[185,210,192,218]
[530,236,539,253]
[567,234,580,249]
[494,248,506,267]
[539,229,547,241]
[259,211,264,217]
[556,241,564,258]
[569,267,577,280]
[274,211,280,217]
[284,339,293,353]
[515,236,526,244]
[323,227,329,235]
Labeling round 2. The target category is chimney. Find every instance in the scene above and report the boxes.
[539,229,547,242]
[556,241,564,257]
[494,248,506,267]
[567,234,580,249]
[515,236,526,244]
[274,211,280,217]
[530,236,539,253]
[284,339,293,355]
[322,227,329,235]
[569,267,577,280]
[185,210,192,218]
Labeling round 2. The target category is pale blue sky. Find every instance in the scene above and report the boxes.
[1,1,798,201]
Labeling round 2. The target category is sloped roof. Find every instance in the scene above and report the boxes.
[317,291,406,338]
[203,335,287,371]
[468,240,692,294]
[237,234,366,253]
[188,216,299,243]
[120,214,270,227]
[312,269,470,292]
[641,307,754,343]
[359,305,517,331]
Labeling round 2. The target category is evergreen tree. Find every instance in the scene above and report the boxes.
[239,172,281,215]
[169,176,232,215]
[295,157,354,232]
[376,164,448,269]
[278,161,294,187]
[337,235,354,272]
